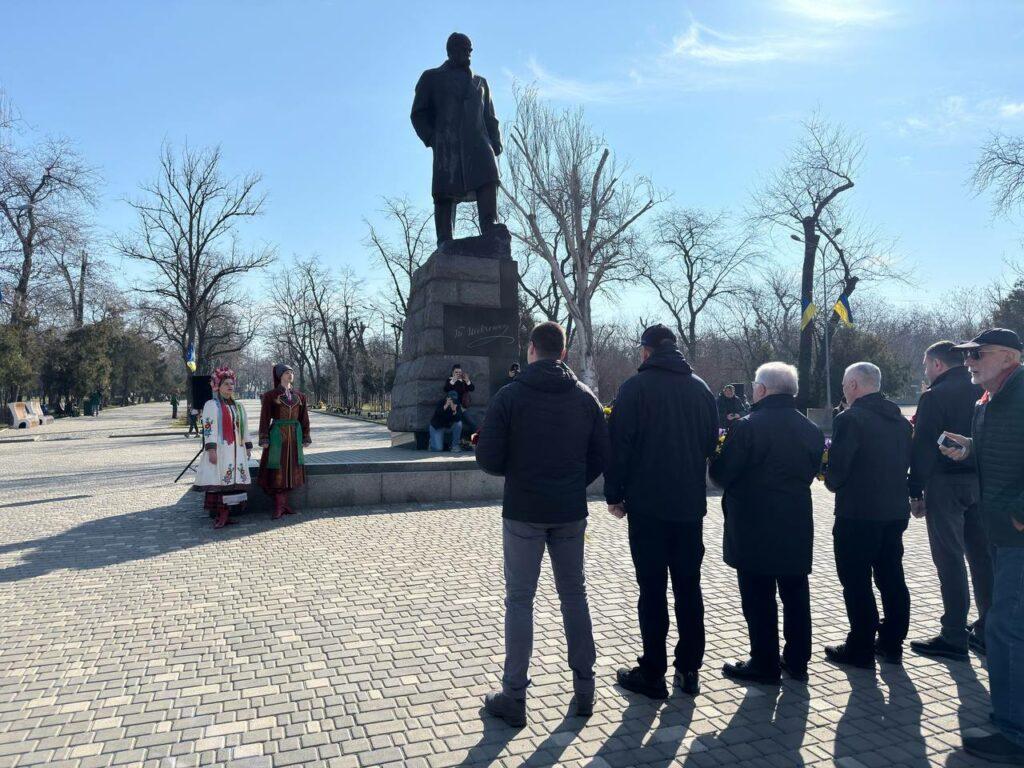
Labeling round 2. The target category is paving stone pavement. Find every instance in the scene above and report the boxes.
[0,402,999,767]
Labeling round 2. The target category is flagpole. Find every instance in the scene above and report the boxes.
[822,244,833,412]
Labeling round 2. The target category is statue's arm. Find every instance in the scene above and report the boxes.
[483,78,502,156]
[410,72,435,148]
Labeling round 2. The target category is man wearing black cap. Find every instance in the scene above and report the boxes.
[938,328,1024,765]
[605,323,719,698]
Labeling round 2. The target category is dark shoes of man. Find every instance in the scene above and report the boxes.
[963,733,1024,765]
[780,657,810,682]
[873,640,903,665]
[571,692,594,718]
[910,635,970,662]
[722,659,782,685]
[824,643,875,669]
[674,670,701,696]
[616,667,669,699]
[969,629,987,655]
[483,691,527,728]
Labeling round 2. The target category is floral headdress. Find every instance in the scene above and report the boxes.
[211,366,236,391]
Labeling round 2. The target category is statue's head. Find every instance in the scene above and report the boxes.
[446,32,472,68]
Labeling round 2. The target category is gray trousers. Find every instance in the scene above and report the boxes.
[502,518,596,700]
[925,473,994,647]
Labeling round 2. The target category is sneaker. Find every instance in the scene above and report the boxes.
[824,643,874,669]
[572,692,594,717]
[963,733,1024,765]
[483,691,526,728]
[674,670,701,696]
[722,660,781,685]
[615,666,669,699]
[874,639,903,665]
[780,657,809,682]
[910,635,969,662]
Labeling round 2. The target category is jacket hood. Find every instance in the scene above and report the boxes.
[853,391,905,422]
[638,346,694,376]
[517,358,579,393]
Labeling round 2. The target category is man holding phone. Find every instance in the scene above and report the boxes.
[907,341,991,662]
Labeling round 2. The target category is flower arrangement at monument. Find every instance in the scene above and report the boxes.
[817,438,832,482]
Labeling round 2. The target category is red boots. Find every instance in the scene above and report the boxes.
[213,506,232,528]
[272,493,286,520]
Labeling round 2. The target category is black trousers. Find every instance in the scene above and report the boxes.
[737,570,811,671]
[833,517,911,656]
[627,514,705,677]
[434,182,498,244]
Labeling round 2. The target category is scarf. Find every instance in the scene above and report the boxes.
[215,396,246,445]
[978,364,1020,405]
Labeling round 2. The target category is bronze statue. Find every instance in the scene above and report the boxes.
[411,33,502,246]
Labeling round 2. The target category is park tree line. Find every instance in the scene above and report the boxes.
[3,83,1024,421]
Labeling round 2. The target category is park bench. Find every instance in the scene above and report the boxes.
[7,402,40,429]
[27,399,54,425]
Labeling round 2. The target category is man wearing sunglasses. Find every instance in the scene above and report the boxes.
[940,328,1024,765]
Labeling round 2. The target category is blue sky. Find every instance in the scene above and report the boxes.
[3,0,1023,321]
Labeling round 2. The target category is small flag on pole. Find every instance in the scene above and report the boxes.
[185,343,197,372]
[800,298,817,331]
[833,294,853,327]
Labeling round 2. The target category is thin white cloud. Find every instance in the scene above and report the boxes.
[670,21,828,65]
[1000,102,1024,118]
[780,0,893,25]
[892,96,1024,143]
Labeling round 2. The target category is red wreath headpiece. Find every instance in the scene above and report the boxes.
[211,366,236,391]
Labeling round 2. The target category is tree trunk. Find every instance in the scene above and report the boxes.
[10,242,33,326]
[796,218,818,411]
[574,298,600,398]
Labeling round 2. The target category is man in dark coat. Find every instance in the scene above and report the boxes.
[824,362,913,669]
[717,384,748,431]
[475,321,610,726]
[605,324,719,699]
[710,362,824,684]
[411,32,502,246]
[907,340,991,661]
[939,329,1024,764]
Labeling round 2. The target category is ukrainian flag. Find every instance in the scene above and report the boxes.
[800,298,817,330]
[185,343,197,372]
[833,294,853,327]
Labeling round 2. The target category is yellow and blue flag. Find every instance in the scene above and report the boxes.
[185,343,197,373]
[833,294,853,327]
[800,298,817,331]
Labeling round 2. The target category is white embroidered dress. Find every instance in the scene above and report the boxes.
[192,397,253,491]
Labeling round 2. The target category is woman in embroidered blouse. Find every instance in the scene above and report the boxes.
[258,363,312,519]
[192,366,253,528]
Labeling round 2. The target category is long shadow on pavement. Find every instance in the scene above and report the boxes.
[589,688,694,768]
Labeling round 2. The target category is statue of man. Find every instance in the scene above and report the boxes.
[411,32,502,247]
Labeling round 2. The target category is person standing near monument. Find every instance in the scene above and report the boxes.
[258,363,312,520]
[474,321,609,726]
[411,32,502,246]
[605,324,719,698]
[192,366,252,529]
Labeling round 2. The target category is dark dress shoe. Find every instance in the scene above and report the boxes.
[873,639,903,664]
[572,692,594,717]
[969,629,987,655]
[824,643,874,669]
[780,657,809,682]
[674,670,701,696]
[483,691,526,728]
[963,733,1024,765]
[910,635,969,661]
[722,659,781,685]
[616,666,669,699]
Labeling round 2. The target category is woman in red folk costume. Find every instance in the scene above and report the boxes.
[258,363,312,519]
[192,366,253,528]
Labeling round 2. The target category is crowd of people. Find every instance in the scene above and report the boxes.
[474,320,1024,765]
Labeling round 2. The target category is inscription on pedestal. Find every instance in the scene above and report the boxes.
[443,306,517,356]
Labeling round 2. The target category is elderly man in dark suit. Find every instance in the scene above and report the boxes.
[710,362,825,683]
[411,32,502,246]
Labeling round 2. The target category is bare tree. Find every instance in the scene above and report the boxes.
[0,105,97,326]
[753,112,860,407]
[364,196,432,328]
[503,87,661,396]
[267,265,324,397]
[642,208,757,359]
[972,132,1024,217]
[116,143,273,393]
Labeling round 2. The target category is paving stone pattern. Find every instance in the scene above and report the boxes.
[0,403,997,767]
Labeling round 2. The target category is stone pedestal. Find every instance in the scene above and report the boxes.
[388,226,519,439]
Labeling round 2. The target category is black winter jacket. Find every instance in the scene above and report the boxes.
[971,366,1024,548]
[709,394,825,575]
[475,359,610,524]
[908,366,981,499]
[430,400,463,430]
[825,392,912,521]
[604,347,719,521]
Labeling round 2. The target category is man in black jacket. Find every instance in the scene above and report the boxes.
[717,384,748,431]
[475,321,609,726]
[824,362,913,668]
[908,341,991,661]
[710,362,824,684]
[606,324,719,698]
